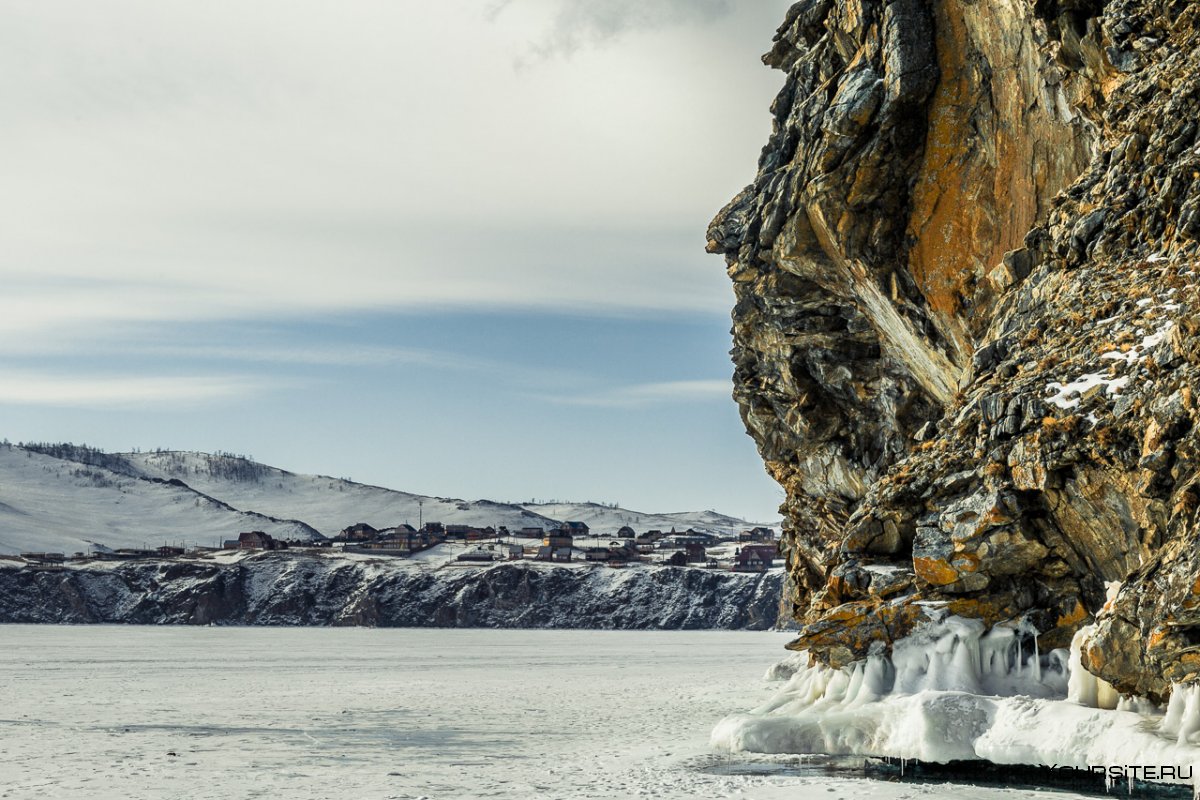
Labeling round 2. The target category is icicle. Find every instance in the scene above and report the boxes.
[713,617,1200,789]
[1066,625,1117,709]
[1163,685,1200,745]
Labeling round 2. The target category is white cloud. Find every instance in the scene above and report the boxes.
[543,379,730,408]
[0,1,787,342]
[0,371,279,409]
[113,341,581,384]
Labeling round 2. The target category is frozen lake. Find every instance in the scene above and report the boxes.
[0,627,1096,799]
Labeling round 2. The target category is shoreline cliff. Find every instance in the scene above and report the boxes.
[0,553,782,630]
[709,0,1200,698]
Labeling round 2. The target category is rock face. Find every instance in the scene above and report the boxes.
[710,0,1200,699]
[0,555,782,630]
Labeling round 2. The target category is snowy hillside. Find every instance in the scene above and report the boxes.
[0,447,317,556]
[118,450,564,536]
[0,445,777,554]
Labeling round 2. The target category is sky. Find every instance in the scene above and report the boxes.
[0,0,792,522]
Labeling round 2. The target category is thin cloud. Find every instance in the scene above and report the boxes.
[118,341,584,385]
[543,379,730,408]
[127,343,449,368]
[0,371,281,409]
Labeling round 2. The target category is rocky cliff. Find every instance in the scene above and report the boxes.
[0,555,782,630]
[709,0,1200,700]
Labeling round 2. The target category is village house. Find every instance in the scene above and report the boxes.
[739,527,777,543]
[609,542,638,566]
[518,526,544,538]
[234,531,285,550]
[336,523,378,542]
[466,526,497,542]
[359,532,417,552]
[543,529,574,551]
[658,533,709,550]
[584,547,612,562]
[665,550,688,567]
[734,545,776,572]
[561,521,589,536]
[535,544,572,562]
[616,525,636,539]
[634,530,662,554]
[585,540,640,563]
[684,543,707,563]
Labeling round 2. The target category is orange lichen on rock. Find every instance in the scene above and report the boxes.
[914,556,960,585]
[1056,599,1088,629]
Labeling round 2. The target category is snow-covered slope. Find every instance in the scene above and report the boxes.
[118,450,563,537]
[0,445,777,553]
[116,451,774,538]
[0,447,316,555]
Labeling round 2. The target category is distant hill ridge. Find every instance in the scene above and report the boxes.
[0,442,777,556]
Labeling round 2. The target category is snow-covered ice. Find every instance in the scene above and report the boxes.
[0,627,1107,800]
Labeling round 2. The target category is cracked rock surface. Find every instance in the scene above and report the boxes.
[710,0,1200,699]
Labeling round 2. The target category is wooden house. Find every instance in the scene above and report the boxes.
[739,527,777,543]
[734,545,776,572]
[337,523,378,542]
[544,530,574,550]
[235,531,280,550]
[445,524,482,539]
